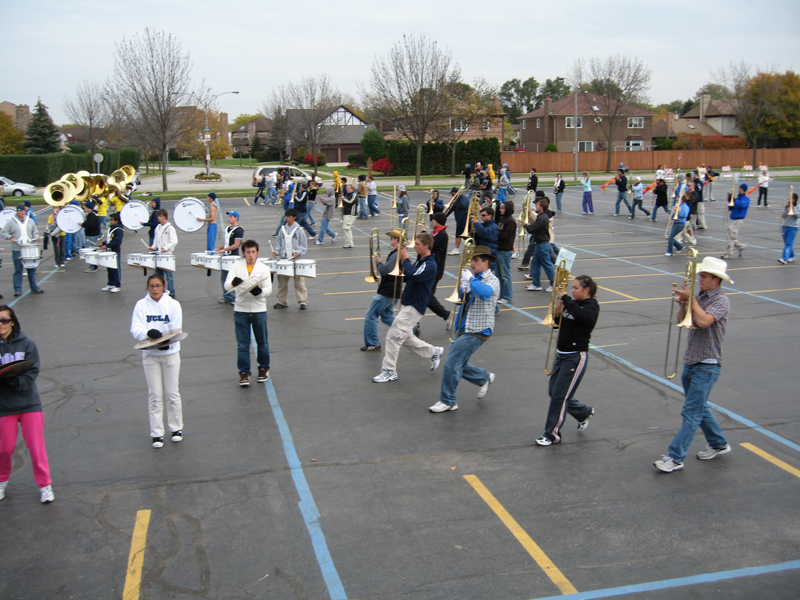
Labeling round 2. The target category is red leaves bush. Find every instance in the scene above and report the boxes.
[372,157,394,175]
[303,153,328,166]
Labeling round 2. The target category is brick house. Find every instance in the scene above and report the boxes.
[518,93,655,152]
[0,101,31,131]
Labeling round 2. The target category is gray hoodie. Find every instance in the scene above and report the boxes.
[0,331,42,417]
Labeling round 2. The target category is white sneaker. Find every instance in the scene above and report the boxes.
[314,240,324,245]
[511,252,519,259]
[476,372,495,399]
[109,287,121,293]
[40,485,55,504]
[545,286,553,293]
[696,443,731,460]
[101,285,113,291]
[0,480,6,500]
[429,401,458,412]
[654,456,684,472]
[431,346,444,371]
[526,284,542,291]
[497,299,508,305]
[448,248,461,255]
[373,369,398,383]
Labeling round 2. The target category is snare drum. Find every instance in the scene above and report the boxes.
[126,253,147,269]
[220,256,241,271]
[294,259,317,278]
[55,205,85,234]
[97,251,119,268]
[79,248,94,261]
[173,197,207,232]
[85,250,100,266]
[155,254,176,272]
[275,259,294,277]
[120,200,150,231]
[258,258,277,272]
[191,252,221,270]
[19,243,41,269]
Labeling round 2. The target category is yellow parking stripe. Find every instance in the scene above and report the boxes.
[122,510,151,600]
[741,443,800,479]
[464,475,578,595]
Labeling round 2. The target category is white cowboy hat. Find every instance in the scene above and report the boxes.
[697,257,733,283]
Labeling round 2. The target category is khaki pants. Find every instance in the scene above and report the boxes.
[342,215,357,246]
[726,219,745,255]
[277,274,308,305]
[381,305,435,373]
[695,202,707,228]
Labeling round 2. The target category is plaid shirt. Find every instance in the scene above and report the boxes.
[458,268,500,334]
[684,286,729,365]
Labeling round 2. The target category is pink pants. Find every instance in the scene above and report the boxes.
[0,412,52,488]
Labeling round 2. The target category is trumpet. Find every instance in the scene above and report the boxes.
[445,238,476,341]
[365,228,381,283]
[664,248,698,379]
[460,191,481,239]
[540,260,571,375]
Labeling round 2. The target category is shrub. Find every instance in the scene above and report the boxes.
[254,150,270,163]
[361,128,387,161]
[195,172,221,180]
[303,152,328,166]
[702,136,746,150]
[544,143,558,153]
[347,152,363,165]
[372,157,395,175]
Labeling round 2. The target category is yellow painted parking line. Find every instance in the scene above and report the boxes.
[242,197,250,206]
[464,475,578,595]
[741,443,800,479]
[597,286,640,301]
[122,510,151,600]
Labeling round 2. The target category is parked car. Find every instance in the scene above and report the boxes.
[0,176,37,196]
[251,165,313,187]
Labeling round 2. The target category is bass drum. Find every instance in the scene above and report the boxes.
[0,207,15,229]
[120,200,150,231]
[55,204,85,234]
[173,197,207,232]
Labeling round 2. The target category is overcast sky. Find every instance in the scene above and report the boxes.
[4,0,799,126]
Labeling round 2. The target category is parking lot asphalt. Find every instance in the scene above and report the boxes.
[1,182,799,599]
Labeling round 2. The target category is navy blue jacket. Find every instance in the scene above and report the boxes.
[401,254,437,314]
[472,219,498,254]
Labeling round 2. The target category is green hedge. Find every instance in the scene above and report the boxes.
[0,148,141,186]
[384,137,501,177]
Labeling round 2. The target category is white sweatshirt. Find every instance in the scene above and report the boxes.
[130,293,183,356]
[224,259,272,313]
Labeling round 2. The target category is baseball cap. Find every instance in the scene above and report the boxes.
[226,211,240,218]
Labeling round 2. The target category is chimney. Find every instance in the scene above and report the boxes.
[699,93,711,123]
[666,111,674,136]
[543,96,552,145]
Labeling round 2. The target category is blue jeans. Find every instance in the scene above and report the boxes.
[267,188,278,204]
[156,268,175,296]
[221,269,235,302]
[206,223,217,252]
[12,250,40,293]
[668,363,727,462]
[367,194,380,216]
[358,197,369,218]
[273,214,286,236]
[782,226,797,261]
[234,311,270,375]
[582,192,593,212]
[98,215,109,232]
[530,243,555,288]
[667,222,685,254]
[73,228,86,253]
[364,294,395,346]
[615,191,631,215]
[439,333,489,406]
[554,192,563,212]
[318,218,336,242]
[496,188,507,203]
[496,250,513,301]
[65,232,73,257]
[651,205,670,220]
[296,210,316,236]
[307,207,316,225]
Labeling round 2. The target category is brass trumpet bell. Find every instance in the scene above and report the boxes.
[43,180,76,207]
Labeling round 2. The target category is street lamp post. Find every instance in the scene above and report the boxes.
[204,90,239,176]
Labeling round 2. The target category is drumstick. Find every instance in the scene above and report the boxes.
[268,241,275,255]
[141,239,150,249]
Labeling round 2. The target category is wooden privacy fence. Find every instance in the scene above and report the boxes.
[501,148,800,174]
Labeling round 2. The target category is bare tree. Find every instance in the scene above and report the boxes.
[430,78,498,177]
[285,75,342,175]
[363,35,461,185]
[570,55,651,172]
[715,62,782,165]
[261,87,291,159]
[63,80,108,153]
[112,28,206,191]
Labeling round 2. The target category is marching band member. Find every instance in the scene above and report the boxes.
[225,240,272,386]
[429,245,499,413]
[779,193,798,264]
[446,186,470,255]
[535,275,599,446]
[612,169,631,217]
[666,195,690,257]
[272,209,309,310]
[721,183,750,259]
[197,193,219,252]
[654,258,732,472]
[217,211,244,304]
[96,213,123,293]
[341,184,358,248]
[373,233,443,383]
[1,203,44,296]
[150,209,179,298]
[362,229,403,351]
[130,274,184,449]
[0,305,55,503]
[423,212,451,324]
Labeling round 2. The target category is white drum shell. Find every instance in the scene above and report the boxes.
[0,208,15,230]
[294,259,317,278]
[275,259,294,277]
[55,205,85,234]
[85,250,100,266]
[258,258,277,272]
[220,256,241,271]
[126,253,147,268]
[173,197,207,233]
[155,254,176,272]
[19,244,41,261]
[120,200,150,231]
[97,251,118,268]
[190,252,221,270]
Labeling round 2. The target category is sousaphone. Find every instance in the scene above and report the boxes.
[61,173,91,202]
[119,165,136,182]
[43,180,76,207]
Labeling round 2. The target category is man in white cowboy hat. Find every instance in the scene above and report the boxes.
[655,257,733,473]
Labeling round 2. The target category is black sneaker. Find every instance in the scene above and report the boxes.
[152,437,164,448]
[273,303,288,309]
[578,408,595,431]
[360,345,381,351]
[171,431,182,443]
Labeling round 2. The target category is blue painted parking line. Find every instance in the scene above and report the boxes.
[527,559,800,600]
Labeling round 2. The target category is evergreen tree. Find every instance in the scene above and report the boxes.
[249,135,265,157]
[24,99,61,154]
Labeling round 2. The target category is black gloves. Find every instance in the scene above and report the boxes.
[147,329,162,339]
[231,277,244,287]
[250,286,262,296]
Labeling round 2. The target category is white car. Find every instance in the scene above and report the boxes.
[0,176,36,197]
[251,165,313,187]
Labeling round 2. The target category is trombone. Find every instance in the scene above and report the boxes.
[408,204,427,247]
[540,260,571,375]
[664,248,699,379]
[723,179,737,226]
[460,191,481,239]
[518,190,533,245]
[389,221,409,311]
[666,191,686,238]
[427,189,436,215]
[365,228,381,283]
[443,185,466,215]
[445,238,475,341]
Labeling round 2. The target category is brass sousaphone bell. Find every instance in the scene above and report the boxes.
[60,173,91,203]
[43,180,76,207]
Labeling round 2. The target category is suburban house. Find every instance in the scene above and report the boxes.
[232,116,271,155]
[651,112,721,139]
[517,93,655,152]
[681,94,742,137]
